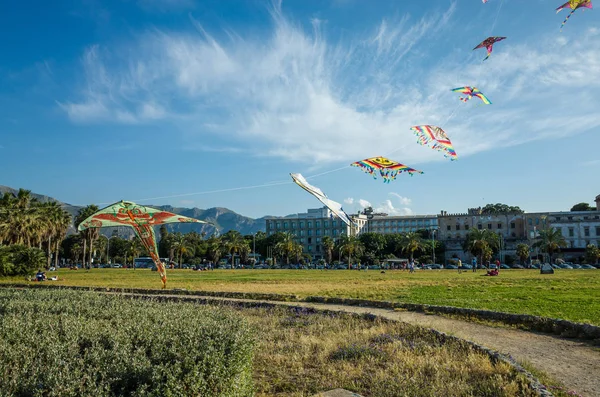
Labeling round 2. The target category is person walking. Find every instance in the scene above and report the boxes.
[458,259,462,274]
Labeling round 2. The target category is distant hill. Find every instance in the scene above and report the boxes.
[0,185,278,236]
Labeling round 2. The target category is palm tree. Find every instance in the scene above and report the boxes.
[533,228,567,264]
[170,233,195,268]
[321,236,334,265]
[223,231,248,268]
[338,235,364,269]
[274,232,300,265]
[400,232,425,261]
[516,243,530,266]
[463,229,500,267]
[207,235,222,265]
[75,205,100,270]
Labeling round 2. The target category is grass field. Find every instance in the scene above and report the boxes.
[2,268,599,325]
[0,288,539,397]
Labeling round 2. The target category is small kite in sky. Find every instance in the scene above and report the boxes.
[290,173,355,227]
[351,157,423,184]
[473,36,506,61]
[451,86,492,105]
[410,125,458,160]
[556,0,592,31]
[78,200,211,288]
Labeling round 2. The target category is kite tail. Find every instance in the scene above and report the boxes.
[560,9,576,31]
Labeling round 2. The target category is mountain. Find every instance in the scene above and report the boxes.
[0,185,278,236]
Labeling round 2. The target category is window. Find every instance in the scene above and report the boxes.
[447,225,451,231]
[584,227,590,237]
[536,218,540,225]
[283,222,288,229]
[528,218,533,225]
[456,225,460,230]
[584,216,589,220]
[332,221,337,227]
[299,221,304,228]
[555,216,561,221]
[569,228,574,237]
[308,245,312,252]
[308,237,312,244]
[596,226,600,236]
[276,222,281,229]
[465,224,470,230]
[332,229,337,236]
[324,221,329,228]
[487,223,492,229]
[324,229,329,235]
[568,216,573,221]
[291,222,296,229]
[497,223,502,229]
[307,221,312,228]
[511,222,515,229]
[316,237,321,243]
[315,221,321,228]
[299,230,304,237]
[316,229,321,236]
[308,230,312,236]
[478,224,483,230]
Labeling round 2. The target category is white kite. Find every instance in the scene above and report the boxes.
[290,173,355,227]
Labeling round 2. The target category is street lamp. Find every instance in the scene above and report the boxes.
[99,235,118,265]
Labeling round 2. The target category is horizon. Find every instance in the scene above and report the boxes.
[1,0,599,218]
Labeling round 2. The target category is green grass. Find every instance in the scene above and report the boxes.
[0,288,539,397]
[2,268,599,325]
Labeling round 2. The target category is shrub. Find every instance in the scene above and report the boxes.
[0,289,255,396]
[0,245,46,276]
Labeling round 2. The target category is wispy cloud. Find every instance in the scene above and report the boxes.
[346,196,413,216]
[389,193,411,206]
[59,2,600,167]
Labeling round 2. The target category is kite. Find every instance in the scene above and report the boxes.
[451,86,492,105]
[351,157,423,183]
[290,173,355,227]
[556,0,592,31]
[410,125,458,160]
[77,200,211,288]
[473,37,506,61]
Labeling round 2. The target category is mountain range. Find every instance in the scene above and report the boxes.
[0,185,278,236]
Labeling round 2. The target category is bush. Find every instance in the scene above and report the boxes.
[0,245,46,276]
[0,289,255,396]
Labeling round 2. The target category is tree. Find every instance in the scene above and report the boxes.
[338,235,364,269]
[358,233,386,260]
[399,232,425,261]
[481,203,524,215]
[321,236,335,265]
[533,228,567,264]
[463,229,500,267]
[585,244,599,265]
[516,243,531,266]
[169,233,195,268]
[222,231,248,268]
[274,232,301,265]
[75,205,100,270]
[570,202,595,212]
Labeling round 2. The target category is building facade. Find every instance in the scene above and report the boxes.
[546,210,600,259]
[265,207,367,260]
[367,214,438,234]
[437,208,529,262]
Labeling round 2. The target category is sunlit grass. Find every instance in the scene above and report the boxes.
[2,268,599,325]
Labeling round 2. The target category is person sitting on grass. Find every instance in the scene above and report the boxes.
[35,269,46,282]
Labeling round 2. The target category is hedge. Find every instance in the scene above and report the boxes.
[0,289,255,397]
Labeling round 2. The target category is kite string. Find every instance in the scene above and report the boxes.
[488,0,505,36]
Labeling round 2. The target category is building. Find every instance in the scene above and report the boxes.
[546,210,600,260]
[265,207,367,260]
[367,214,438,234]
[437,208,528,262]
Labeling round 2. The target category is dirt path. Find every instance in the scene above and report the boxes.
[138,293,599,397]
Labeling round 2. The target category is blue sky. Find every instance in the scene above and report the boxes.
[1,0,599,219]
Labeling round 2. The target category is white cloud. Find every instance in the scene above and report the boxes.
[389,193,411,206]
[374,199,413,216]
[60,2,600,166]
[344,197,354,205]
[358,199,371,209]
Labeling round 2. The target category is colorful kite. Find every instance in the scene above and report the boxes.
[451,86,492,105]
[473,36,506,61]
[77,200,211,288]
[351,157,423,183]
[410,125,458,160]
[556,0,592,31]
[290,173,355,227]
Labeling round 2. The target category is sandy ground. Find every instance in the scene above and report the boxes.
[140,293,599,397]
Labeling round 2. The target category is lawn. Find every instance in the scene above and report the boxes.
[0,288,538,396]
[2,268,599,325]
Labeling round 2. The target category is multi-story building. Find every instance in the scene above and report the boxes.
[437,208,528,262]
[367,214,438,234]
[265,207,367,260]
[546,210,600,259]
